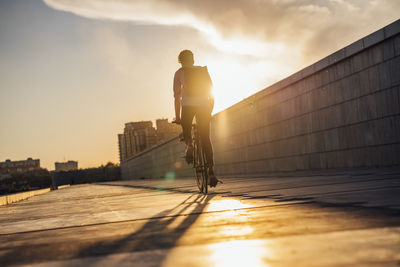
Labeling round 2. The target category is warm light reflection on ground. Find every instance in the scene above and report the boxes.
[206,199,269,266]
[162,197,272,266]
[220,225,254,237]
[206,199,251,218]
[207,199,251,212]
[209,239,270,267]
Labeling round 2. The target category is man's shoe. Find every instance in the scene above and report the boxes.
[178,132,184,142]
[185,145,194,164]
[208,174,221,188]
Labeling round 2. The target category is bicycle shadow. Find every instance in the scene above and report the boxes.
[98,181,198,194]
[72,187,215,265]
[97,180,230,195]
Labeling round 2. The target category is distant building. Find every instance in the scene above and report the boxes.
[0,158,41,174]
[118,119,181,162]
[118,121,158,162]
[156,118,181,143]
[55,161,78,172]
[118,134,126,163]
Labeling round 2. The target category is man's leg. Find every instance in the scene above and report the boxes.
[196,107,214,171]
[181,106,196,145]
[181,106,196,163]
[197,108,220,187]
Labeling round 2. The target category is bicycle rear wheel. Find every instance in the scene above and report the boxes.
[192,126,208,193]
[193,137,203,193]
[201,147,208,194]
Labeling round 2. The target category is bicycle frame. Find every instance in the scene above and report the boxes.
[173,120,209,193]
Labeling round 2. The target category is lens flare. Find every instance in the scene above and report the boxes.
[165,171,175,181]
[174,161,182,169]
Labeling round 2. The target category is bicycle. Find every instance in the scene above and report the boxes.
[191,123,209,194]
[174,121,209,194]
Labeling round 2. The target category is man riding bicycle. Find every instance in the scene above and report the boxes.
[173,49,220,188]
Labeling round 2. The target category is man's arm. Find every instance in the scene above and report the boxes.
[173,69,182,122]
[174,97,181,122]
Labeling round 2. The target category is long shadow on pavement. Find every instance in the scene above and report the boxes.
[73,189,215,266]
[98,182,198,194]
[0,184,215,266]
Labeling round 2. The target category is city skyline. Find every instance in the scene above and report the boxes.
[1,0,399,170]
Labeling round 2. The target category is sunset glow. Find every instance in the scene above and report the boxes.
[1,0,399,169]
[207,57,288,113]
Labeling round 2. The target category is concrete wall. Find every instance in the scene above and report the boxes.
[121,19,400,179]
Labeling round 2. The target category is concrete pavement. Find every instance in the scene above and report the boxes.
[1,167,399,266]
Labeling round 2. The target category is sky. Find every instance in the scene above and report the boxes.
[0,0,399,170]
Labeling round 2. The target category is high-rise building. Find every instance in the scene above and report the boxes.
[118,119,181,162]
[0,158,41,173]
[118,134,126,163]
[55,161,78,172]
[156,118,182,143]
[118,121,157,162]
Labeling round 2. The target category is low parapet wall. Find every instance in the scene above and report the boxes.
[121,19,400,179]
[0,188,50,206]
[121,136,192,179]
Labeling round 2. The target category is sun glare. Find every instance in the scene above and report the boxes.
[206,58,286,113]
[207,61,254,113]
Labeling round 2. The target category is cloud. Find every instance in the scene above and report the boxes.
[43,0,400,65]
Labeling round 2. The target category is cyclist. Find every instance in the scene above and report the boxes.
[173,49,220,187]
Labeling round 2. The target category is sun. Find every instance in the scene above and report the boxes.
[206,58,284,114]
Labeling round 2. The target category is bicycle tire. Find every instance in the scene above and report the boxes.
[198,139,208,194]
[193,139,203,192]
[192,126,204,193]
[192,124,208,193]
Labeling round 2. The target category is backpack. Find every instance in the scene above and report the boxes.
[183,66,212,97]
